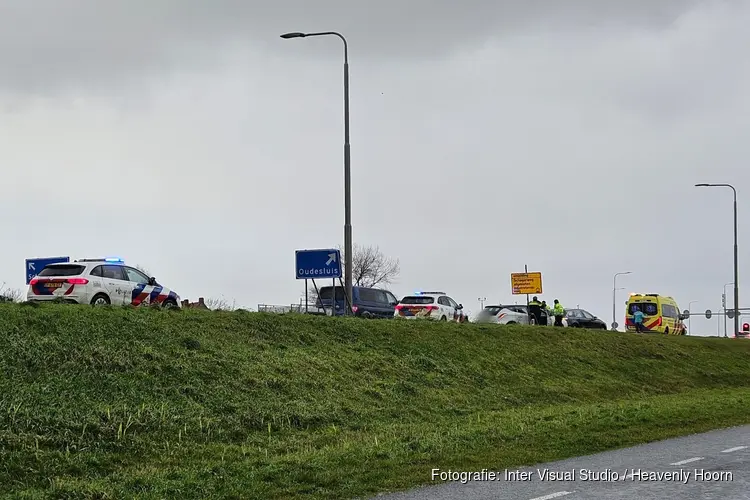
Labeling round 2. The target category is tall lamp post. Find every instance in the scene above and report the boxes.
[695,183,739,335]
[613,271,632,330]
[478,297,487,310]
[723,282,734,337]
[282,31,353,314]
[688,300,697,336]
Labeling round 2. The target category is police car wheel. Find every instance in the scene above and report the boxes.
[91,293,110,306]
[162,299,178,309]
[440,316,447,321]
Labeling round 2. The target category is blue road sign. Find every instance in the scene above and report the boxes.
[25,256,70,284]
[295,249,342,280]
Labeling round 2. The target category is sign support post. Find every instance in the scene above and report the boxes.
[525,264,530,324]
[337,276,351,313]
[311,279,323,314]
[295,248,343,316]
[510,268,543,325]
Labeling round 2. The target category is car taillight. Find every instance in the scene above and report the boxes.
[395,304,403,310]
[351,305,358,313]
[29,278,39,285]
[67,278,89,285]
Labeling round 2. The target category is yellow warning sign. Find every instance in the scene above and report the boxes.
[511,272,543,295]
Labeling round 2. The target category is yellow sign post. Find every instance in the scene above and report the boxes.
[511,272,543,295]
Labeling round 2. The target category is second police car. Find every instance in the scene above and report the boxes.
[27,258,181,308]
[394,291,469,322]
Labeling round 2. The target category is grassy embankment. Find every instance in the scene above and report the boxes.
[0,302,749,499]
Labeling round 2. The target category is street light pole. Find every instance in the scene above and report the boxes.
[724,282,734,338]
[613,271,632,330]
[695,183,739,336]
[478,297,486,310]
[688,300,697,336]
[282,31,353,314]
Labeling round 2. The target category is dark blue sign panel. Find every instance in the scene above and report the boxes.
[295,249,342,280]
[25,256,70,284]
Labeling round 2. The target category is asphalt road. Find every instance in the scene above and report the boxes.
[372,424,749,500]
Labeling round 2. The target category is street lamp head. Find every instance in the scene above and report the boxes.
[280,32,306,39]
[695,183,710,187]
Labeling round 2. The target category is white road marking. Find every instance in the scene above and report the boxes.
[529,492,573,500]
[670,457,704,466]
[721,446,747,453]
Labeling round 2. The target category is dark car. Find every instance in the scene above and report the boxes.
[316,285,398,318]
[564,308,607,329]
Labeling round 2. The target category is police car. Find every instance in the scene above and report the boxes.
[27,258,181,308]
[394,291,468,322]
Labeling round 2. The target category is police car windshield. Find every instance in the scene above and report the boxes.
[400,296,434,305]
[37,264,85,277]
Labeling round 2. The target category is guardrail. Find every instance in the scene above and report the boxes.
[257,304,326,314]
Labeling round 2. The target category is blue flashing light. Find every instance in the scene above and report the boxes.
[104,257,124,263]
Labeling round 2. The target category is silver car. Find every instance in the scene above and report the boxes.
[474,304,564,326]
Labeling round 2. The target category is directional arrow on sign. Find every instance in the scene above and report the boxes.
[326,252,337,266]
[28,263,35,271]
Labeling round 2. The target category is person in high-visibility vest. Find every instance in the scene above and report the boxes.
[540,300,551,325]
[552,299,565,327]
[528,296,542,325]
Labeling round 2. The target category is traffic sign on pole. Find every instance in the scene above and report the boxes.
[727,309,735,319]
[705,309,713,319]
[295,249,342,280]
[25,256,70,284]
[511,272,543,295]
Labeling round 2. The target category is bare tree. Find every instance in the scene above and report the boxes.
[344,244,400,288]
[204,296,237,311]
[301,286,320,306]
[300,244,400,302]
[0,283,24,303]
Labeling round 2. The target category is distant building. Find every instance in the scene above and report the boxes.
[181,297,209,309]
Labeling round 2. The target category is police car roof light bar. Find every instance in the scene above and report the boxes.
[73,257,125,263]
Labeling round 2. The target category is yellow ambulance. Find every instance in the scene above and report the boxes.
[624,293,687,335]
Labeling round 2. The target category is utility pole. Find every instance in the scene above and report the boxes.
[724,282,733,338]
[612,271,632,330]
[695,183,740,337]
[282,30,354,314]
[688,300,697,335]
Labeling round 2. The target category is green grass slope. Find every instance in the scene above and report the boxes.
[1,303,749,499]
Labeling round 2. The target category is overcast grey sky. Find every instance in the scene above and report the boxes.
[1,0,748,335]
